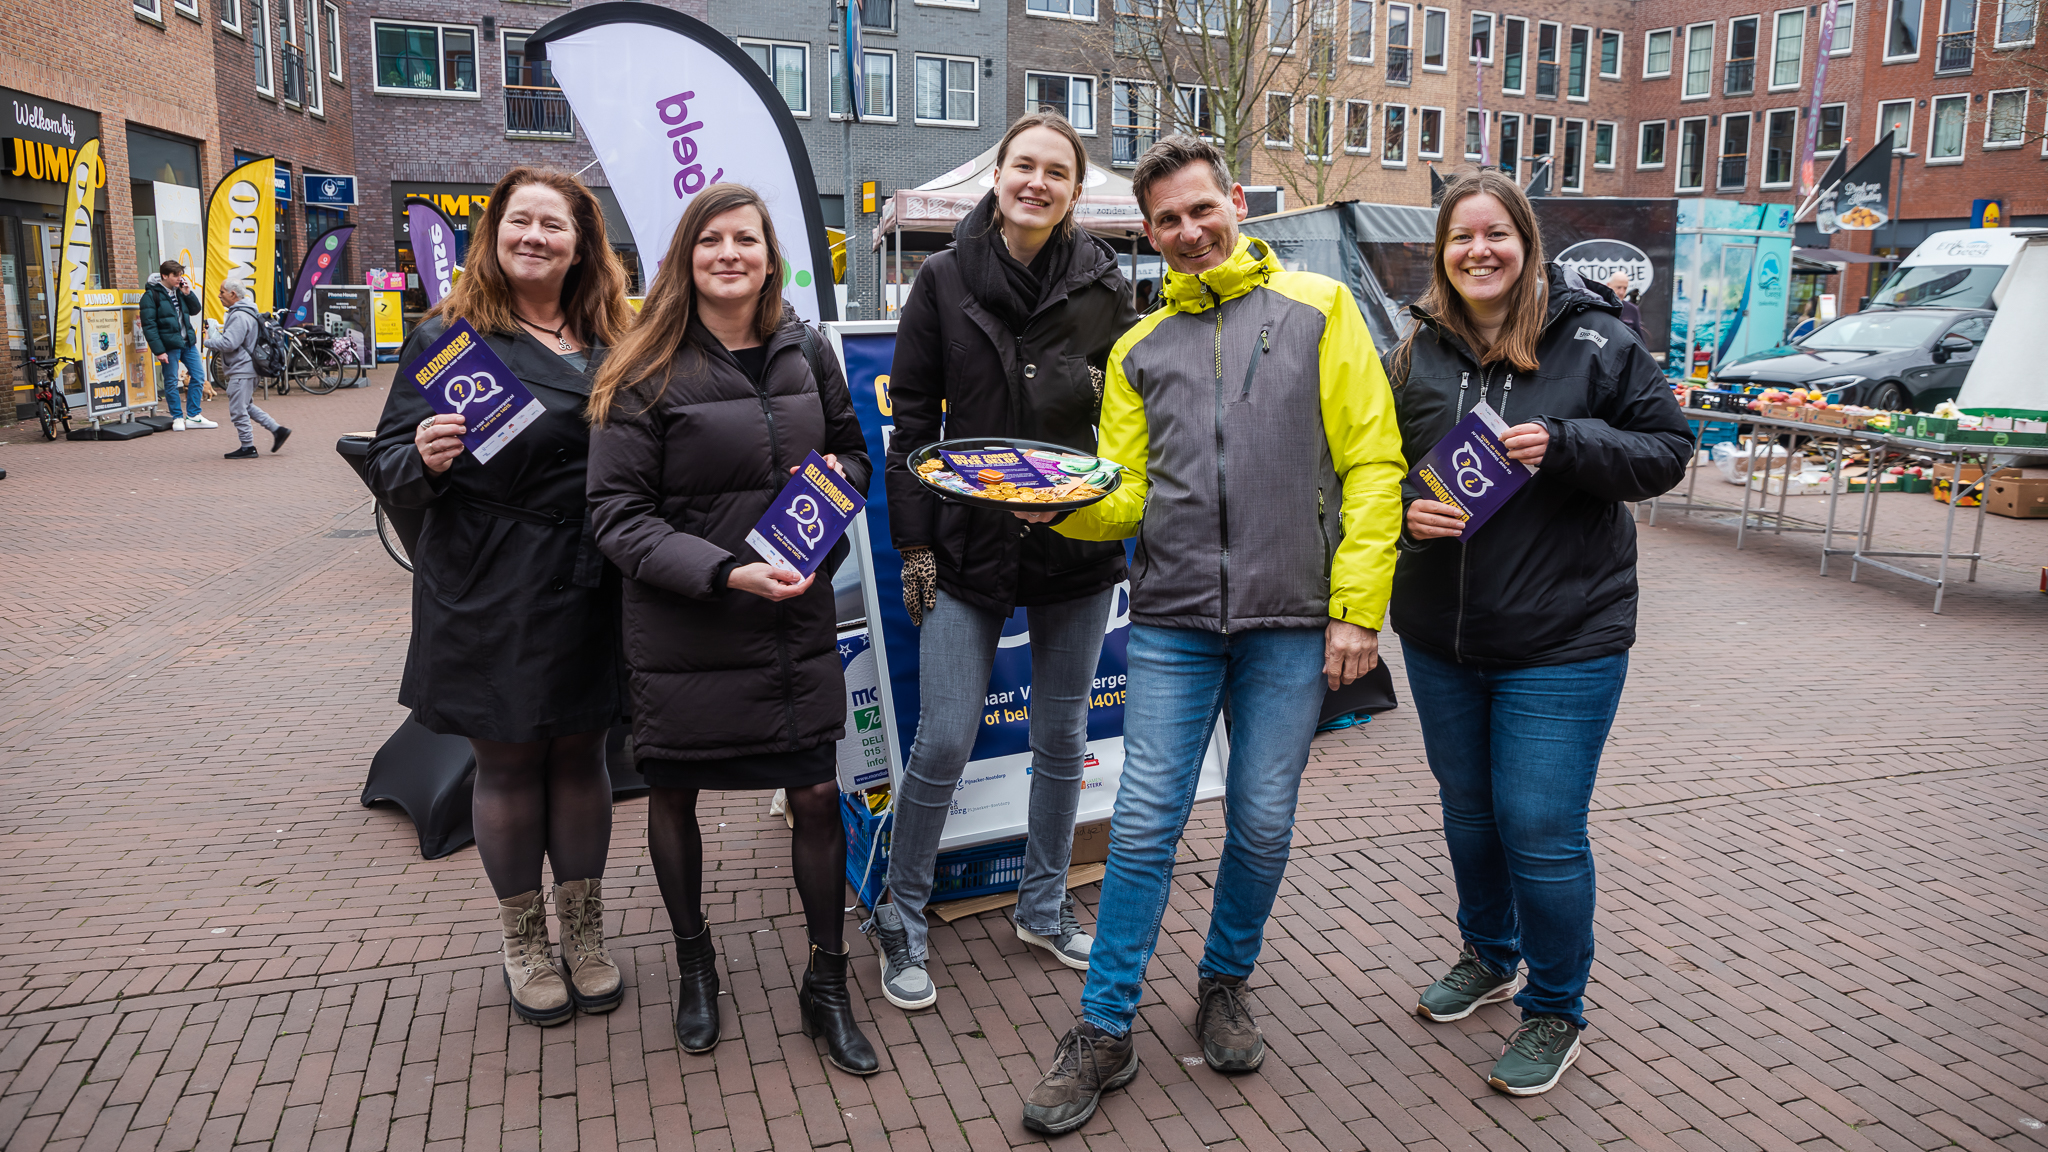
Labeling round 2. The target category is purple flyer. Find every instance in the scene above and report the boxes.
[1408,400,1536,536]
[938,447,1044,489]
[405,319,547,465]
[747,451,866,577]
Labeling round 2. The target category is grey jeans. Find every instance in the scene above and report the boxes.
[224,373,279,446]
[887,586,1114,964]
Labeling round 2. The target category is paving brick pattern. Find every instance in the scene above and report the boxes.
[0,378,2044,1152]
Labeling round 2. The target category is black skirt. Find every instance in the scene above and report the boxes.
[637,741,836,791]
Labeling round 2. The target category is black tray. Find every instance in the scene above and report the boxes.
[907,437,1123,512]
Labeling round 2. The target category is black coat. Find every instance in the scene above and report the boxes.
[140,279,202,354]
[366,318,623,741]
[1390,263,1693,668]
[587,317,872,762]
[884,222,1140,614]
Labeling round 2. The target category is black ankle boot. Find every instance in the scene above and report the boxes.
[799,942,879,1075]
[673,920,721,1054]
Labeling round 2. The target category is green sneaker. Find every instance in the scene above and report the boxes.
[1487,1016,1582,1096]
[1415,944,1520,1022]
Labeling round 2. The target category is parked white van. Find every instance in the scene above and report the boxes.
[1868,228,2035,311]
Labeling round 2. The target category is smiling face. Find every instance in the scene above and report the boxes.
[1141,163,1248,276]
[496,183,581,294]
[691,204,769,312]
[1442,193,1527,321]
[996,125,1081,239]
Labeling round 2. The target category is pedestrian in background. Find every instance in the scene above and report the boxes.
[203,282,289,459]
[142,260,215,430]
[1392,170,1691,1096]
[366,166,635,1029]
[872,111,1141,1012]
[1605,272,1647,345]
[585,183,878,1077]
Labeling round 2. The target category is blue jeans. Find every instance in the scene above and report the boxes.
[161,344,205,418]
[1079,624,1326,1036]
[886,588,1114,964]
[1400,639,1628,1029]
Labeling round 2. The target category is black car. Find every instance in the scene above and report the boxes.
[1711,307,1994,411]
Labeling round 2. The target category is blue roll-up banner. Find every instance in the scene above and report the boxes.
[828,322,1226,853]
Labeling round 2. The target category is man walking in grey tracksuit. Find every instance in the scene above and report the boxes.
[205,283,289,460]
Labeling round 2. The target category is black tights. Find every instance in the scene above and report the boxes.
[469,731,613,900]
[648,780,847,951]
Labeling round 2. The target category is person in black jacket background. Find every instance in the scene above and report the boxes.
[1390,171,1691,1097]
[872,112,1142,1013]
[367,166,635,1029]
[140,261,215,430]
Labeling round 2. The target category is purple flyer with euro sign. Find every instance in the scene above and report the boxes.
[1409,400,1536,536]
[405,319,547,465]
[746,451,866,577]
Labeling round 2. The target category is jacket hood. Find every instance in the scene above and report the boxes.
[146,274,166,290]
[950,190,1124,298]
[1161,235,1280,313]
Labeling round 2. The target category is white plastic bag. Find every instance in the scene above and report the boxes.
[1713,440,1791,484]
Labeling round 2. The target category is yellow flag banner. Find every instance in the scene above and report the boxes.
[50,137,101,362]
[205,155,276,325]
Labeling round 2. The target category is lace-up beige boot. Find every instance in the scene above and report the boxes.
[554,879,623,1013]
[499,890,573,1026]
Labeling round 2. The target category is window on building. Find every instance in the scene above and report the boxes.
[505,31,570,134]
[1593,120,1615,166]
[1266,92,1294,144]
[1418,106,1443,155]
[1176,84,1218,136]
[1271,0,1297,45]
[135,0,161,22]
[1599,29,1621,76]
[1027,72,1095,131]
[1029,0,1098,16]
[1349,0,1375,59]
[831,48,897,119]
[1531,114,1553,160]
[1644,28,1673,75]
[1638,120,1665,167]
[1112,80,1159,164]
[1115,0,1163,54]
[1386,3,1412,81]
[1683,23,1714,96]
[1885,0,1921,56]
[1471,12,1493,60]
[743,40,810,116]
[1567,26,1590,97]
[863,0,895,28]
[375,22,476,94]
[1877,98,1912,148]
[1719,111,1751,188]
[1467,109,1485,158]
[1986,88,2028,145]
[1502,17,1526,90]
[303,0,325,112]
[325,3,343,81]
[1536,21,1559,95]
[1345,99,1372,150]
[1305,97,1335,158]
[1726,16,1758,94]
[1829,0,1856,50]
[221,0,240,33]
[1423,6,1448,67]
[1677,116,1708,188]
[1817,102,1845,151]
[914,55,977,125]
[1383,104,1408,162]
[1928,92,1967,159]
[1177,0,1227,33]
[1995,0,2036,44]
[1562,119,1584,187]
[1763,107,1797,185]
[250,0,272,93]
[1499,112,1520,175]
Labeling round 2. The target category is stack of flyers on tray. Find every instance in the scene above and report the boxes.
[1408,400,1536,536]
[405,318,547,465]
[747,451,867,577]
[925,446,1123,497]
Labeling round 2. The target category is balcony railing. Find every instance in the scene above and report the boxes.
[1936,30,1975,70]
[1535,60,1557,96]
[1719,156,1747,189]
[1386,45,1412,84]
[1112,127,1157,164]
[1723,58,1755,94]
[507,86,574,136]
[280,43,306,104]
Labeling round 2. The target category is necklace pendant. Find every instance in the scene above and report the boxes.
[557,337,572,352]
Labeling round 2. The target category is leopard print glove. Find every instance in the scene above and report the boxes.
[900,546,938,626]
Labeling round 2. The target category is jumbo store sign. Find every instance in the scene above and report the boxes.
[2,88,103,189]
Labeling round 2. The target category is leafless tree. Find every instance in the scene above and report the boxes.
[1970,21,2047,150]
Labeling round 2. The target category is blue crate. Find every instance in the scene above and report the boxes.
[1690,419,1739,448]
[841,792,1030,910]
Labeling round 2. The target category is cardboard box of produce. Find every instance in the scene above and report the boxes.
[1986,469,2048,519]
[1930,463,1986,507]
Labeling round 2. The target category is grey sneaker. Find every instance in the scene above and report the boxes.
[1020,1021,1138,1136]
[1487,1016,1582,1096]
[1416,943,1521,1022]
[864,904,936,1010]
[1195,974,1266,1072]
[1018,893,1092,970]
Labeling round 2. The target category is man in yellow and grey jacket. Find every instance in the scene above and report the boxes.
[1019,135,1405,1137]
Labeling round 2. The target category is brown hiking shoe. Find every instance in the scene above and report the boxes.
[1196,975,1265,1072]
[1021,1021,1138,1135]
[498,891,572,1026]
[553,879,623,1013]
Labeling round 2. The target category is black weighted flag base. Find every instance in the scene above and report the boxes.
[68,421,154,441]
[134,414,176,431]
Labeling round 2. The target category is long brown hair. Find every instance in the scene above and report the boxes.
[429,166,632,348]
[589,183,786,425]
[992,111,1089,239]
[1392,169,1547,382]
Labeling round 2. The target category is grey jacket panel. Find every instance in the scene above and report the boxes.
[205,302,260,377]
[1121,283,1338,632]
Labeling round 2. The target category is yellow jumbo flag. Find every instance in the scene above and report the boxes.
[205,156,275,325]
[50,137,101,362]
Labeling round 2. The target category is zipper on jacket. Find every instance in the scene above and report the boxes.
[1499,373,1514,423]
[1239,326,1269,399]
[753,348,800,735]
[1317,486,1332,577]
[1209,286,1231,634]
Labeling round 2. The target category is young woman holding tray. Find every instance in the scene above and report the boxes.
[875,111,1144,1011]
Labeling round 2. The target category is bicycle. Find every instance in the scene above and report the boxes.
[375,504,414,571]
[294,328,367,395]
[27,356,76,440]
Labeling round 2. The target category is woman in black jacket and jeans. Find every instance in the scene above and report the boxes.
[873,112,1141,1011]
[1390,171,1691,1097]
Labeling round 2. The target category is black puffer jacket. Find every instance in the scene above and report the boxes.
[1390,263,1693,667]
[140,277,202,354]
[884,205,1141,614]
[587,316,871,762]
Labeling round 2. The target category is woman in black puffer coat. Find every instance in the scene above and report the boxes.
[585,184,875,1078]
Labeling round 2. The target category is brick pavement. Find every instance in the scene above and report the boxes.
[0,378,2044,1152]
